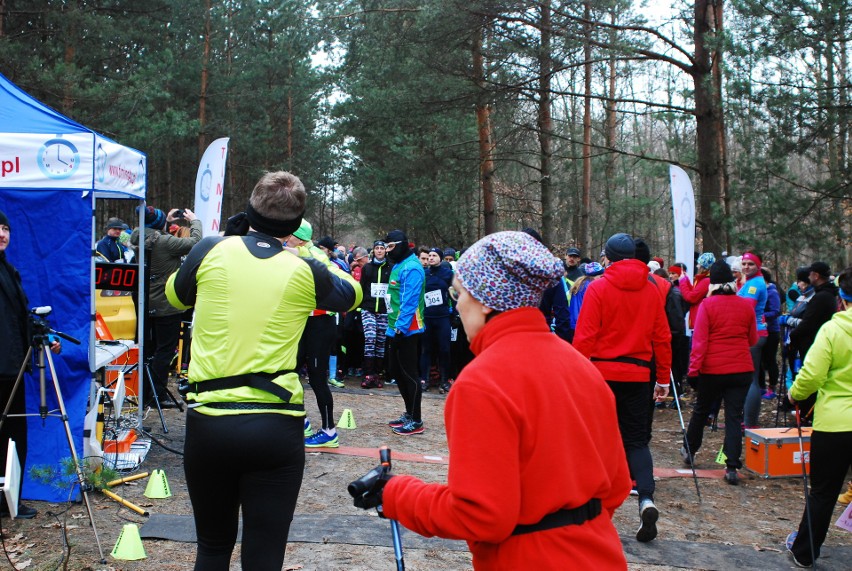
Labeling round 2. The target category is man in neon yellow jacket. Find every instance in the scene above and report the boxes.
[165,171,361,571]
[786,266,852,568]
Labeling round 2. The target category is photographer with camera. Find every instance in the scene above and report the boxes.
[0,209,60,519]
[130,205,201,408]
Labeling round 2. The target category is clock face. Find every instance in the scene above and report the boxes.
[200,168,212,201]
[38,138,80,179]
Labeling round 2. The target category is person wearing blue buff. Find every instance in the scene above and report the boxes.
[738,251,768,427]
[568,261,604,335]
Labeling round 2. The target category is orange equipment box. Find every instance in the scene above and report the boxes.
[104,347,139,397]
[744,427,811,478]
[103,430,138,454]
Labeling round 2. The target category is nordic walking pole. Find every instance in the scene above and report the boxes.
[669,371,702,502]
[349,446,404,571]
[793,402,817,570]
[379,447,405,571]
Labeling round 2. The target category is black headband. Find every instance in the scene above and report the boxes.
[245,203,304,238]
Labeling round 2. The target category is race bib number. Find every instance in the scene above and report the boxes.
[371,283,388,298]
[424,290,443,307]
[450,328,458,342]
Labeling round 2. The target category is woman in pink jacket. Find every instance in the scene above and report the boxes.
[683,260,757,485]
[353,232,631,570]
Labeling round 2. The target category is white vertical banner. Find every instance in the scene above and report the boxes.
[194,137,229,237]
[670,165,696,282]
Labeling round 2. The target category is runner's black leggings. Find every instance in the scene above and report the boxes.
[184,410,304,571]
[297,314,336,429]
[389,333,423,422]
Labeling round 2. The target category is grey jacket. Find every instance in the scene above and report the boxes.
[131,219,202,317]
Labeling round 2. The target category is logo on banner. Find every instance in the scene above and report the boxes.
[679,195,692,228]
[199,165,212,201]
[96,143,107,182]
[38,136,80,179]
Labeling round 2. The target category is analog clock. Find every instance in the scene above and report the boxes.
[38,137,80,179]
[199,165,212,201]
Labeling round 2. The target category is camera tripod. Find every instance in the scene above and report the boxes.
[124,356,183,434]
[0,328,107,563]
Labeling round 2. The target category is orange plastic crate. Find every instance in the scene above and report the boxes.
[103,430,138,454]
[744,427,811,478]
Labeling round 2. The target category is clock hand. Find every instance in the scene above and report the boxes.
[56,146,68,165]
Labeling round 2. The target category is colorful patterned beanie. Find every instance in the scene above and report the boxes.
[456,231,564,312]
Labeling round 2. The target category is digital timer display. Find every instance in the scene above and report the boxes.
[95,263,139,291]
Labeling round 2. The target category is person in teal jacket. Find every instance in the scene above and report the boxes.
[786,266,852,569]
[383,229,426,435]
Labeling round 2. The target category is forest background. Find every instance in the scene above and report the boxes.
[1,0,849,284]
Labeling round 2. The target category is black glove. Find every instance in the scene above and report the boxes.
[349,465,394,511]
[223,211,249,236]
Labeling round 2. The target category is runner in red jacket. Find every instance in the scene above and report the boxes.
[573,232,671,543]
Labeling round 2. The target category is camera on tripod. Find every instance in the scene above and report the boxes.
[28,306,80,346]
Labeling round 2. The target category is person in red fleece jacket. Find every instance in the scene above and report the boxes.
[679,252,716,330]
[573,232,671,543]
[359,231,631,570]
[683,260,757,485]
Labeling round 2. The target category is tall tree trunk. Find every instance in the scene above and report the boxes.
[693,0,726,255]
[603,11,618,247]
[287,62,294,167]
[538,0,554,244]
[0,0,6,38]
[62,2,76,113]
[710,0,731,253]
[473,23,496,236]
[580,1,593,253]
[198,0,212,159]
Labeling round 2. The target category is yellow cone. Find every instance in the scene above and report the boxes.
[144,469,172,499]
[111,523,147,560]
[337,408,357,429]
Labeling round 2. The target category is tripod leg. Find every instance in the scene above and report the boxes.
[144,360,169,433]
[43,347,107,563]
[0,347,33,436]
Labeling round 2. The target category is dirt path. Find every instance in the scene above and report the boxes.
[3,380,850,570]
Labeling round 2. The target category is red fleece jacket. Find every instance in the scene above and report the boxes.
[688,294,757,377]
[382,307,631,570]
[679,272,710,329]
[573,259,672,385]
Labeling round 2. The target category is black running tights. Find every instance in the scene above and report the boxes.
[184,411,305,571]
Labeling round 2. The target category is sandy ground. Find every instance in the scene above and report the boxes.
[2,377,850,570]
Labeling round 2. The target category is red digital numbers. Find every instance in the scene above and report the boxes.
[95,263,138,291]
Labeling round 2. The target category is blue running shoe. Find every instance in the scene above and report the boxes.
[388,412,412,428]
[785,531,812,568]
[305,430,339,448]
[304,418,312,437]
[392,420,424,435]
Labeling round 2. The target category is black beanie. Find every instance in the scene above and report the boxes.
[0,209,9,229]
[605,233,635,263]
[633,238,651,264]
[709,260,734,284]
[385,229,411,262]
[795,266,811,284]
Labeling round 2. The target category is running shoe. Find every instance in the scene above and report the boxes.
[392,420,424,435]
[439,382,452,394]
[328,377,344,388]
[636,498,659,543]
[680,446,694,467]
[762,389,776,400]
[724,467,739,485]
[385,378,397,386]
[305,430,339,448]
[785,531,812,568]
[388,412,412,428]
[304,418,312,437]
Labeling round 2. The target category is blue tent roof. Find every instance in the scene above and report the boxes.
[0,72,89,134]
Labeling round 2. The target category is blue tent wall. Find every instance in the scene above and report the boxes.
[0,190,91,502]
